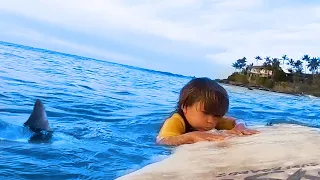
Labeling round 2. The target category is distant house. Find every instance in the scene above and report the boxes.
[248,66,273,78]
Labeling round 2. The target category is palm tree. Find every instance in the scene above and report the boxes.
[239,57,247,72]
[287,58,295,73]
[255,56,262,66]
[269,58,281,80]
[246,63,254,70]
[272,58,281,70]
[307,57,320,84]
[294,60,304,74]
[263,56,272,67]
[232,57,247,72]
[232,60,240,72]
[244,63,254,75]
[318,57,320,74]
[302,54,310,74]
[281,55,288,69]
[286,58,296,83]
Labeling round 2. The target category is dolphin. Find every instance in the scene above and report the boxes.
[24,99,53,142]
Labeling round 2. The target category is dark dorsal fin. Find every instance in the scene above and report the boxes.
[24,99,52,132]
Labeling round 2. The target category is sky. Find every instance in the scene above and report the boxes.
[0,0,320,78]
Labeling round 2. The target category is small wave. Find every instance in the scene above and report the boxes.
[1,52,25,59]
[0,119,78,145]
[78,84,94,91]
[0,120,34,142]
[114,91,136,96]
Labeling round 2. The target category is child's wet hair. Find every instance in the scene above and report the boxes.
[176,77,229,117]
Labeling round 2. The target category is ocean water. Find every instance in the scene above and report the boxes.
[0,41,319,180]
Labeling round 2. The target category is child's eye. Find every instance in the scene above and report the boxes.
[202,111,210,115]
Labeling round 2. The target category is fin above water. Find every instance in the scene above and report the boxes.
[24,99,52,133]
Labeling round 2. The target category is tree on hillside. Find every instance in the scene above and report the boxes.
[255,56,262,66]
[287,58,295,74]
[263,57,283,81]
[244,63,254,75]
[294,60,304,74]
[247,62,254,70]
[252,56,284,81]
[281,55,288,69]
[306,57,319,74]
[316,57,320,74]
[285,58,303,83]
[270,58,286,82]
[302,54,310,62]
[318,57,320,74]
[271,58,281,70]
[307,57,320,84]
[232,57,247,73]
[232,61,240,72]
[302,54,310,74]
[232,54,319,88]
[263,56,272,68]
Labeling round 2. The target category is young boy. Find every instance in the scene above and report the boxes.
[156,77,259,146]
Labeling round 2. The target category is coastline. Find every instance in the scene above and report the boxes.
[216,79,320,98]
[228,54,319,98]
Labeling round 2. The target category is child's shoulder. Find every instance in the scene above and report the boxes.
[166,113,185,124]
[158,113,186,135]
[156,113,188,143]
[170,112,183,119]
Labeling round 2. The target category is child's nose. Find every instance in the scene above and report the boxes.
[207,117,215,124]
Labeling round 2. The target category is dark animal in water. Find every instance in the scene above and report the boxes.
[24,99,53,143]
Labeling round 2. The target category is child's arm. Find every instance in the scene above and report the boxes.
[157,131,229,146]
[156,115,190,145]
[156,116,228,146]
[156,134,193,146]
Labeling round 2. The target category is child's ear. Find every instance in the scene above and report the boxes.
[181,105,187,114]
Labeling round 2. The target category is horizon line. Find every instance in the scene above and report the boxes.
[0,40,195,80]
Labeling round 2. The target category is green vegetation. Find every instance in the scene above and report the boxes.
[224,54,320,97]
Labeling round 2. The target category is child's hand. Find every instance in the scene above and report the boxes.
[221,117,260,136]
[184,131,231,143]
[226,124,260,136]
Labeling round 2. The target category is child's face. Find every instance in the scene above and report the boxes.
[182,102,220,131]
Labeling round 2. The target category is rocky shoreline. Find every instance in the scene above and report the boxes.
[216,79,319,97]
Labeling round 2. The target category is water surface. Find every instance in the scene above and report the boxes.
[0,41,319,179]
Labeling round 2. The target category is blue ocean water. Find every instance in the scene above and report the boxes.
[0,41,319,180]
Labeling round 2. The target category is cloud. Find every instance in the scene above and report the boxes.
[0,22,144,65]
[0,0,320,78]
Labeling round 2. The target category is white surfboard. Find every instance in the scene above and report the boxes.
[117,124,320,180]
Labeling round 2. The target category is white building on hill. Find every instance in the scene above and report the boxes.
[249,66,273,78]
